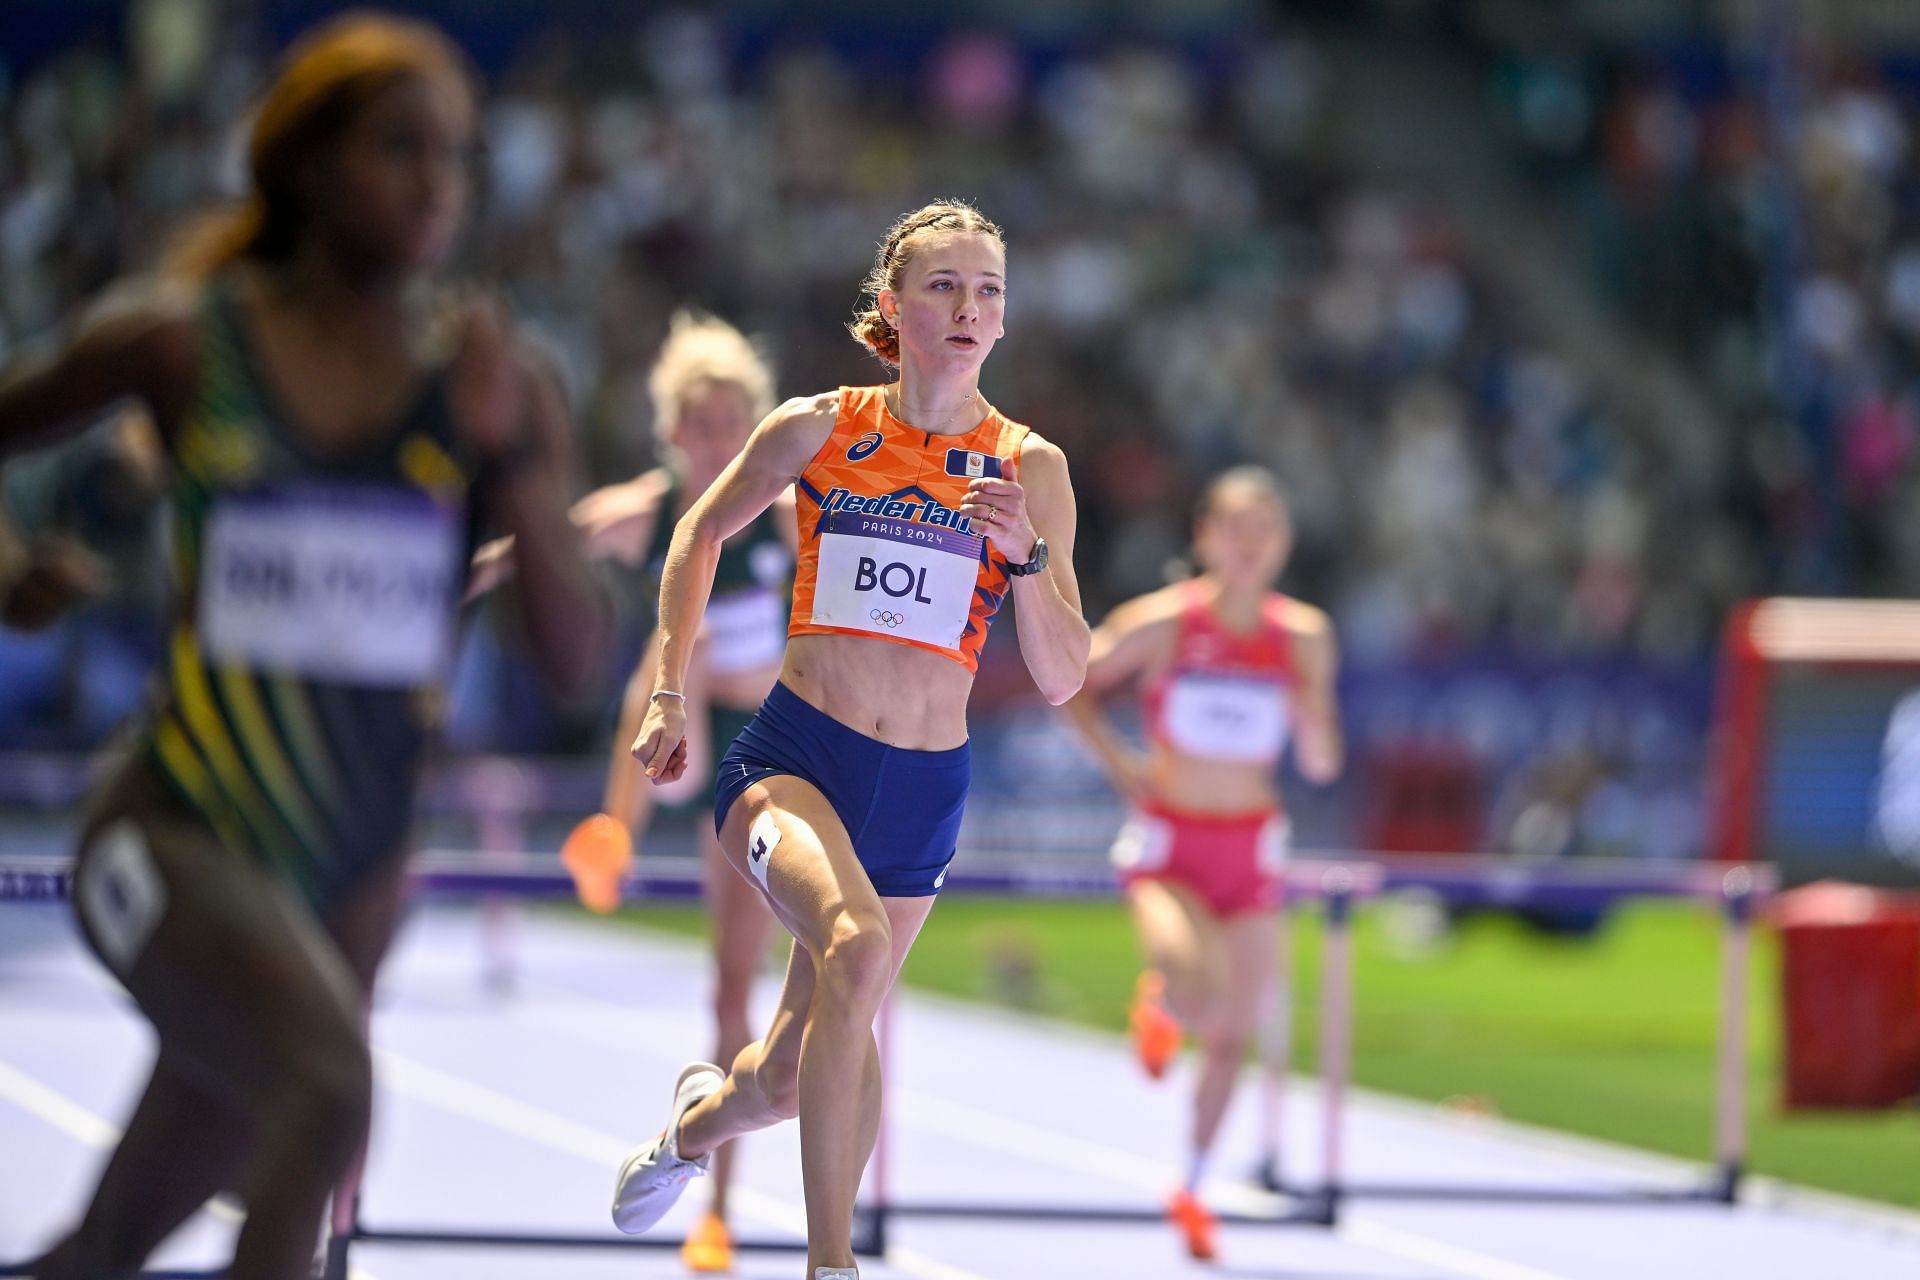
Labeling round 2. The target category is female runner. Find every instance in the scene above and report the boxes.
[1065,466,1343,1261]
[609,200,1090,1279]
[0,16,608,1278]
[535,310,794,1273]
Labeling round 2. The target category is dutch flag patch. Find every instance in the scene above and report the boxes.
[944,449,1004,479]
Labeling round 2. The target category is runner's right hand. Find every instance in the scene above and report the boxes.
[632,696,690,784]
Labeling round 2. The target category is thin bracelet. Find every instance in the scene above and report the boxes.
[649,689,686,703]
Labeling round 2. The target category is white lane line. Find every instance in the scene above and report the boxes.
[894,1088,1576,1280]
[373,1047,987,1280]
[890,1088,1280,1215]
[0,1058,120,1148]
[22,922,960,1276]
[1341,1218,1573,1280]
[0,1057,383,1279]
[373,1049,634,1169]
[506,990,1254,1202]
[507,990,1291,1221]
[877,1247,1002,1280]
[879,1084,1575,1280]
[508,972,1572,1280]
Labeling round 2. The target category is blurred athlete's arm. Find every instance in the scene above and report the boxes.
[1060,590,1178,802]
[571,470,674,563]
[1286,602,1343,785]
[0,283,199,461]
[0,284,195,627]
[632,393,835,782]
[563,471,741,903]
[456,306,611,698]
[466,470,671,601]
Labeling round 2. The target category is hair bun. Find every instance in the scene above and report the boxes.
[846,199,1004,368]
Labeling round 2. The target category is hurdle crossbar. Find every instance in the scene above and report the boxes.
[0,857,833,1277]
[0,1269,220,1278]
[1256,856,1771,1209]
[855,862,1376,1242]
[0,846,1770,1264]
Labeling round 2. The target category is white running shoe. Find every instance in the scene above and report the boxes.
[611,1062,725,1234]
[815,1270,858,1279]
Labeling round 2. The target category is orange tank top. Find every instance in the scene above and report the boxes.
[788,385,1031,672]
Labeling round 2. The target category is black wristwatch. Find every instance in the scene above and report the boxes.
[1005,537,1049,577]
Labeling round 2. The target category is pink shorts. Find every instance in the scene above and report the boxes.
[1111,803,1290,918]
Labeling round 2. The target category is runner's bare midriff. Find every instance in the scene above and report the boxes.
[706,663,781,711]
[780,633,973,750]
[1150,755,1282,816]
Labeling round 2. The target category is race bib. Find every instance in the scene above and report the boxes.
[809,512,981,649]
[704,586,787,675]
[1163,671,1291,763]
[198,485,462,686]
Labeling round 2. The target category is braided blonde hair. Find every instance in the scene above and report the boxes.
[848,199,1005,367]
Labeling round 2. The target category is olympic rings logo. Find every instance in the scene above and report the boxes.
[870,609,906,629]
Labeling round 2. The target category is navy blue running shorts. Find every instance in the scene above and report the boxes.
[713,681,969,897]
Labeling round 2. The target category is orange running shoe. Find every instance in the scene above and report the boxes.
[561,813,632,914]
[1167,1188,1218,1262]
[1129,971,1182,1081]
[680,1211,734,1273]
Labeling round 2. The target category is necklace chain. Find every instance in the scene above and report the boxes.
[887,384,979,435]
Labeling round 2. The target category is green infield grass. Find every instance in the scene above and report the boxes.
[600,894,1920,1211]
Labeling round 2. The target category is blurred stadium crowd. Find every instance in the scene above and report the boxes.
[1,1,1907,858]
[1492,17,1920,601]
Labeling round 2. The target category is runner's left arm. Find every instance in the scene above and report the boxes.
[1060,593,1177,800]
[1288,604,1344,784]
[962,434,1089,705]
[633,393,834,782]
[604,630,712,831]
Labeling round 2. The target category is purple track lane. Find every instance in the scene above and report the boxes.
[5,900,1919,1279]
